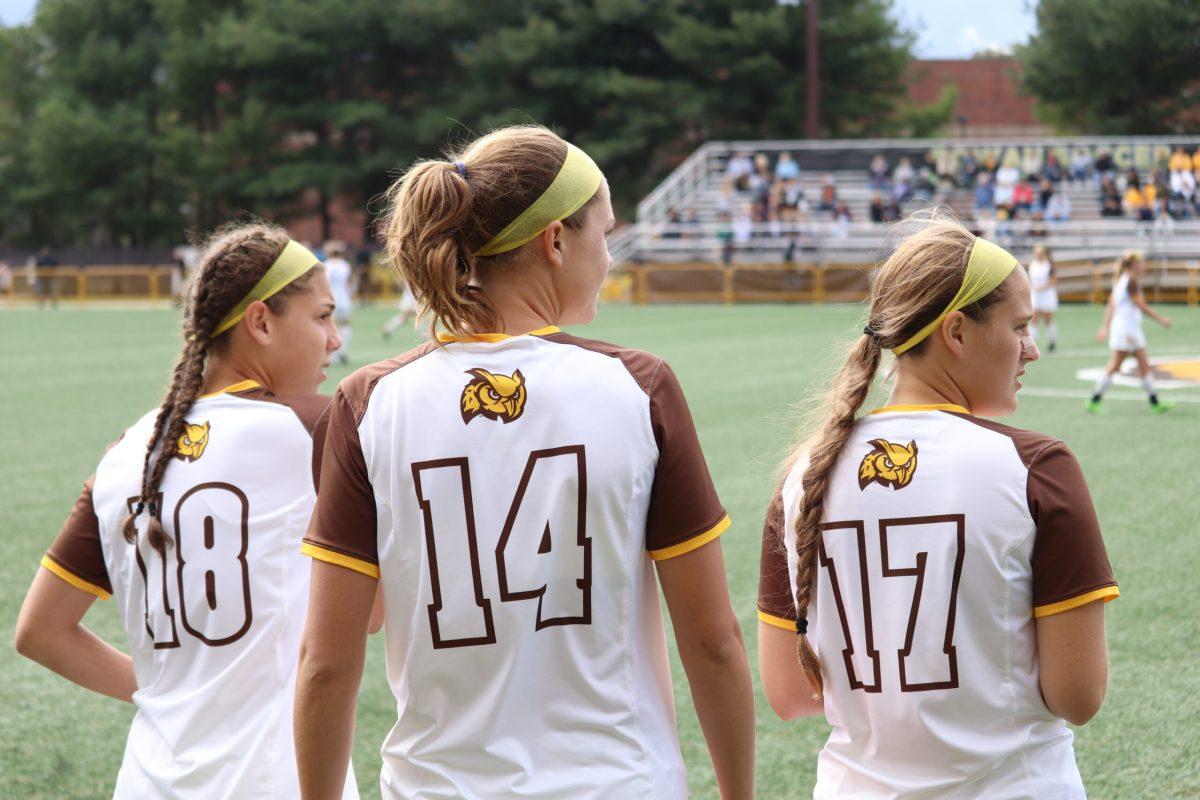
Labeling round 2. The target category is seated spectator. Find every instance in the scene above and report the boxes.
[817,174,838,211]
[959,153,979,185]
[1022,150,1043,181]
[773,177,806,223]
[1069,148,1092,182]
[748,154,773,220]
[832,200,852,239]
[1101,194,1124,217]
[1012,179,1035,214]
[1037,178,1054,212]
[1094,150,1116,185]
[1045,190,1071,222]
[891,176,913,207]
[914,167,935,200]
[973,172,996,213]
[869,193,886,223]
[662,208,683,239]
[1169,168,1196,218]
[1124,184,1152,221]
[725,150,754,191]
[933,149,959,186]
[1169,146,1192,174]
[1192,147,1200,179]
[994,164,1017,209]
[732,203,754,245]
[1125,168,1142,191]
[893,156,915,185]
[774,151,800,181]
[1043,152,1064,183]
[1100,174,1121,205]
[869,153,889,189]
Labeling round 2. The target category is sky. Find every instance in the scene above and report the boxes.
[1,0,1038,58]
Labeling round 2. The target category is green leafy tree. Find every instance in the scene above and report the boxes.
[1017,0,1200,133]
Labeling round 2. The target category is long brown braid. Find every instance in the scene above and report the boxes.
[121,222,319,550]
[787,218,1009,695]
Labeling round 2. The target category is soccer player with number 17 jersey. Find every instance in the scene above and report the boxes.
[759,219,1118,799]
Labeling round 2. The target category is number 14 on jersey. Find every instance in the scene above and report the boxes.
[412,445,591,650]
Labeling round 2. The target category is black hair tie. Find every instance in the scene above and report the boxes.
[148,501,158,517]
[453,161,468,179]
[796,617,809,636]
[134,502,145,516]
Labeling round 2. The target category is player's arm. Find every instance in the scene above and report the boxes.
[1036,600,1108,725]
[1095,292,1115,341]
[294,560,375,800]
[1131,289,1171,327]
[14,568,136,703]
[758,622,823,719]
[657,540,755,800]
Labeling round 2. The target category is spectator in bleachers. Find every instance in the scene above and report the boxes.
[1037,178,1054,212]
[1100,175,1123,217]
[1043,152,1064,183]
[913,166,935,201]
[973,172,995,214]
[1168,146,1192,174]
[1094,150,1116,186]
[817,174,838,211]
[773,176,806,224]
[994,163,1017,211]
[959,153,979,186]
[662,208,683,239]
[1022,150,1043,181]
[1012,178,1035,215]
[725,150,754,191]
[1192,147,1200,180]
[832,200,852,238]
[1045,188,1071,222]
[869,193,886,223]
[868,153,889,189]
[932,149,958,186]
[732,202,754,245]
[1123,183,1152,221]
[893,157,915,185]
[1169,168,1196,218]
[774,151,800,181]
[749,154,773,221]
[1069,148,1092,182]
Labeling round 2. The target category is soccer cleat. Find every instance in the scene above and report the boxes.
[1048,340,1056,353]
[1150,400,1175,414]
[1084,399,1104,414]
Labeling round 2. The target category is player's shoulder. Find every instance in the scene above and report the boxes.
[537,330,668,396]
[231,386,331,436]
[338,340,443,422]
[941,412,1067,469]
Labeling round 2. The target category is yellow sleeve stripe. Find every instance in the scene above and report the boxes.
[301,542,380,580]
[40,555,111,600]
[1034,585,1120,618]
[758,609,796,631]
[648,515,731,561]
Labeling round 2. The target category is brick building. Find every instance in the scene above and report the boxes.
[906,58,1050,139]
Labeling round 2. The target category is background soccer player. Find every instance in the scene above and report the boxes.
[14,223,357,799]
[1088,250,1174,413]
[1027,244,1059,352]
[294,126,755,800]
[758,218,1118,798]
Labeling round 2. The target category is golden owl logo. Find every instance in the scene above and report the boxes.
[175,420,210,462]
[461,368,527,424]
[858,438,918,490]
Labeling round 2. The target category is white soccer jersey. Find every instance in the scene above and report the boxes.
[326,257,354,320]
[304,326,730,800]
[758,404,1118,800]
[43,381,357,800]
[1028,258,1054,293]
[1108,274,1145,351]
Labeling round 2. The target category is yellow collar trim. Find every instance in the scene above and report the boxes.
[870,403,970,415]
[197,379,261,400]
[436,325,561,343]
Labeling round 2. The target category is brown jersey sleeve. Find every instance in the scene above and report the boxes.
[302,386,380,579]
[757,485,796,629]
[43,476,113,599]
[644,361,729,559]
[1028,442,1118,616]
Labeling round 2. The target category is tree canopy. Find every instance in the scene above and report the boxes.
[0,0,922,247]
[1017,0,1200,135]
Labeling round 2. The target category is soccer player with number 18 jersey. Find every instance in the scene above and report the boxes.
[16,225,357,799]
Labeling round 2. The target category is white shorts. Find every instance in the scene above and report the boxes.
[1109,323,1146,352]
[1031,289,1058,312]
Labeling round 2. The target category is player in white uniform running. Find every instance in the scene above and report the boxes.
[325,241,355,364]
[294,126,756,800]
[758,219,1118,799]
[14,223,358,799]
[1027,243,1058,352]
[1088,250,1173,413]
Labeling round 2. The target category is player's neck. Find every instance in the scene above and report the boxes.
[202,354,271,397]
[472,276,561,336]
[887,366,972,412]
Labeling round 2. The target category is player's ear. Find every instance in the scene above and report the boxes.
[537,221,566,269]
[242,300,273,346]
[940,310,968,356]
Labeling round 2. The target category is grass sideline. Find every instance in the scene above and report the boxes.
[1,302,1198,799]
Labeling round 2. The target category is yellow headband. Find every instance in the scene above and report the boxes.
[210,240,319,337]
[891,237,1017,355]
[474,142,603,257]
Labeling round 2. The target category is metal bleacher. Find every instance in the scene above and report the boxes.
[608,137,1200,305]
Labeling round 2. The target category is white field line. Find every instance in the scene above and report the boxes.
[1019,386,1200,404]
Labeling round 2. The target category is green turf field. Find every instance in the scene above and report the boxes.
[2,302,1198,799]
